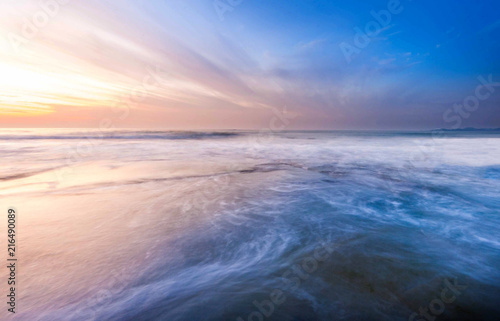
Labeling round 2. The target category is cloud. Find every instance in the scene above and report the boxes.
[296,38,327,51]
[1,0,498,129]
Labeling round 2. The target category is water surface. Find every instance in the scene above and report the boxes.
[1,129,499,321]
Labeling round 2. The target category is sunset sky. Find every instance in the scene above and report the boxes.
[0,0,499,129]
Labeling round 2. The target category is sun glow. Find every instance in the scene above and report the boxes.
[0,57,124,117]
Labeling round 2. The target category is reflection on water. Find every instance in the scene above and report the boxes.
[1,129,500,321]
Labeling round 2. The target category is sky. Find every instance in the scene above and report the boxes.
[0,0,499,129]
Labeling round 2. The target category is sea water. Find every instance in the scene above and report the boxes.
[0,129,499,320]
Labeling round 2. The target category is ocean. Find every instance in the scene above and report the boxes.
[1,129,499,321]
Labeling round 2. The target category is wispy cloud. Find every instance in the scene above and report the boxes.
[0,0,499,129]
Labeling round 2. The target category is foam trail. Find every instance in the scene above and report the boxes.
[1,129,499,321]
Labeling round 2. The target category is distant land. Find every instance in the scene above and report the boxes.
[437,127,500,132]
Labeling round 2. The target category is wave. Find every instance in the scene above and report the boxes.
[0,131,241,141]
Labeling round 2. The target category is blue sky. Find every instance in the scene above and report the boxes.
[1,0,499,129]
